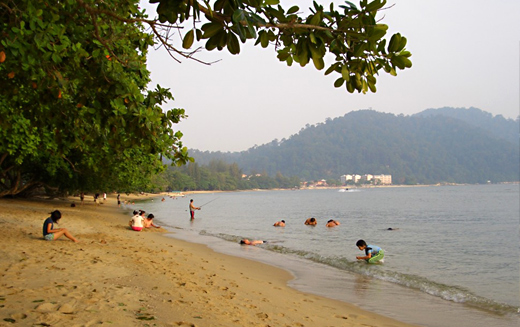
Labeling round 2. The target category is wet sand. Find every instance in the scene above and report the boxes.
[0,194,417,326]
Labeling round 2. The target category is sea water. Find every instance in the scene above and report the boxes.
[133,184,519,327]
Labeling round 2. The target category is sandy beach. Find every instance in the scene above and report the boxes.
[0,194,417,327]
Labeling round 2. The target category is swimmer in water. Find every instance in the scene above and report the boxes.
[273,220,285,227]
[304,217,317,225]
[239,239,266,245]
[326,219,340,227]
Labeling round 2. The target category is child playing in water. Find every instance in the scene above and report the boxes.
[42,210,79,242]
[356,239,384,263]
[143,214,160,228]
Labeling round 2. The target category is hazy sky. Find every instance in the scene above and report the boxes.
[141,0,520,152]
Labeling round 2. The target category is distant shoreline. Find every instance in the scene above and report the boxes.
[159,181,519,196]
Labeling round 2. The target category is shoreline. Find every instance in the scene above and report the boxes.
[150,180,520,197]
[0,195,418,326]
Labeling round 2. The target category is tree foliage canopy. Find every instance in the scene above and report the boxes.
[0,0,411,197]
[151,0,411,93]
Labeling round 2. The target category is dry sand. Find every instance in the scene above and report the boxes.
[0,194,417,327]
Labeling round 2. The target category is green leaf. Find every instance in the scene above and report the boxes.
[388,33,402,53]
[287,6,299,14]
[182,30,195,49]
[312,56,324,70]
[365,0,385,12]
[341,65,350,80]
[346,80,355,93]
[324,64,337,76]
[227,32,240,55]
[201,22,223,39]
[334,78,344,88]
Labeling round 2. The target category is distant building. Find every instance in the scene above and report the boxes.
[341,173,392,185]
[360,174,373,182]
[340,175,351,184]
[373,174,392,185]
[315,179,328,187]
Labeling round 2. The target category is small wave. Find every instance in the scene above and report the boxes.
[199,230,518,316]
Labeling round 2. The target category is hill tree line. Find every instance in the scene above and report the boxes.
[190,108,519,185]
[150,160,301,192]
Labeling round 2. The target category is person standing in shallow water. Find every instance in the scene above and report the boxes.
[42,210,79,242]
[189,199,200,220]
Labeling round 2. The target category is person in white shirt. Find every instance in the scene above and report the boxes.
[129,210,144,231]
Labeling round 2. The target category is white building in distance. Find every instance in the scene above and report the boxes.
[341,174,392,185]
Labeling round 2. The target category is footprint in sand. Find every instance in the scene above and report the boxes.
[174,321,196,327]
[35,302,57,312]
[255,312,269,319]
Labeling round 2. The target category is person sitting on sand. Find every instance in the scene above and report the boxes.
[273,220,285,227]
[143,214,160,228]
[325,219,340,227]
[240,239,266,245]
[356,239,384,264]
[304,217,317,225]
[42,210,79,243]
[129,210,144,231]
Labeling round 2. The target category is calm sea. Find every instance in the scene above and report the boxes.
[134,184,519,327]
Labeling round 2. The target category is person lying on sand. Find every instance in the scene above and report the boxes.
[273,220,285,227]
[239,239,266,245]
[325,219,340,227]
[42,210,79,243]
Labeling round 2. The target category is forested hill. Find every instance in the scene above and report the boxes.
[189,109,520,184]
[414,107,519,146]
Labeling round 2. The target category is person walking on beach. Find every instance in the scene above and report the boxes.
[42,210,79,243]
[117,193,121,207]
[326,219,340,227]
[273,220,285,227]
[80,192,85,206]
[189,199,200,220]
[304,217,317,225]
[356,239,385,264]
